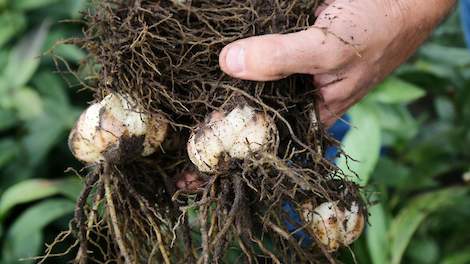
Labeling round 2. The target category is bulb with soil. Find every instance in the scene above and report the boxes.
[68,93,169,164]
[187,104,278,173]
[302,201,365,252]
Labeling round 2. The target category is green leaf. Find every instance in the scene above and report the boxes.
[434,97,455,122]
[0,177,81,221]
[372,158,411,189]
[32,71,81,127]
[0,110,17,131]
[11,0,61,11]
[337,103,382,185]
[376,104,418,144]
[368,77,426,104]
[32,72,68,106]
[0,48,9,73]
[44,30,86,63]
[366,201,390,264]
[1,199,75,264]
[389,187,469,264]
[406,238,439,264]
[412,59,462,87]
[0,12,26,48]
[3,20,50,89]
[12,86,44,120]
[21,102,71,166]
[21,100,72,167]
[53,44,87,62]
[442,249,470,264]
[58,178,83,201]
[419,43,470,67]
[66,0,87,18]
[2,233,42,264]
[0,139,18,169]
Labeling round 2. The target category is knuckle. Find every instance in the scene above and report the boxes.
[321,45,353,71]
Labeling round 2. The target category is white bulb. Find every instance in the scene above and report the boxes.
[187,105,278,173]
[69,93,168,164]
[229,113,273,159]
[187,126,225,173]
[302,201,365,252]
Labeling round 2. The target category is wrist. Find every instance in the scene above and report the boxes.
[382,0,456,56]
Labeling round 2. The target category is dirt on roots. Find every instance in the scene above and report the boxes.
[44,1,367,263]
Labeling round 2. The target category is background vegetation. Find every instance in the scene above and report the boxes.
[0,1,468,263]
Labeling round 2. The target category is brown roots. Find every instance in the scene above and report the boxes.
[45,0,368,263]
[37,158,194,264]
[173,150,365,264]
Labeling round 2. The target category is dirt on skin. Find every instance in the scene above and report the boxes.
[44,0,367,263]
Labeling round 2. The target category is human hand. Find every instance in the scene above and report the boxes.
[219,0,455,126]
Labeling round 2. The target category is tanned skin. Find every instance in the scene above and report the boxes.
[219,0,456,126]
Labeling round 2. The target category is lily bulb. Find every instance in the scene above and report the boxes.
[68,93,168,164]
[302,201,365,252]
[187,105,277,173]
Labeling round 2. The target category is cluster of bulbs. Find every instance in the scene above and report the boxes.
[68,92,364,252]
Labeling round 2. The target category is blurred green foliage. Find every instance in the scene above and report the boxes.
[0,0,87,263]
[338,9,470,264]
[0,1,469,264]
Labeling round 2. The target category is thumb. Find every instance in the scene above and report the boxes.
[219,28,348,81]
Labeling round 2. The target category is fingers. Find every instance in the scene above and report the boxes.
[219,27,355,81]
[316,71,367,126]
[218,0,374,127]
[313,71,345,88]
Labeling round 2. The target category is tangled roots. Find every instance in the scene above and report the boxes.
[46,0,368,263]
